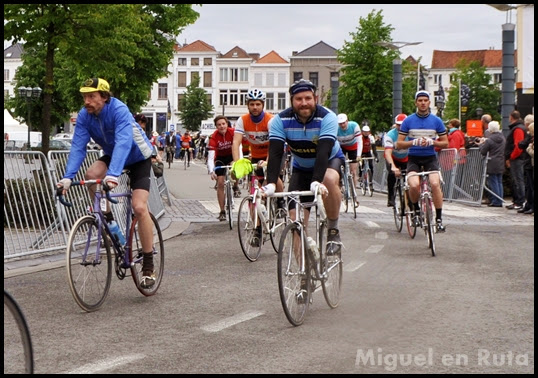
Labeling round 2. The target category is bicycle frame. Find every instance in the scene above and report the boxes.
[214,164,234,230]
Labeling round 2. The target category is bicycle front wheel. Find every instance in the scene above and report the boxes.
[367,170,373,197]
[393,182,403,232]
[237,196,262,262]
[319,221,342,308]
[4,290,34,374]
[129,212,165,295]
[405,193,417,239]
[349,175,358,219]
[278,223,310,326]
[423,195,436,256]
[66,215,112,312]
[269,197,288,254]
[226,181,234,230]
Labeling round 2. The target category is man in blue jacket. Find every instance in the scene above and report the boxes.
[56,78,157,288]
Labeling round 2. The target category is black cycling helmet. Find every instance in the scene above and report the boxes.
[289,79,317,96]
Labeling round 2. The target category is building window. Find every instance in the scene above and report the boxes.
[309,72,319,88]
[191,57,199,66]
[230,68,239,82]
[178,72,187,87]
[239,68,248,82]
[177,93,184,111]
[203,71,212,88]
[158,83,168,100]
[278,72,286,87]
[277,92,286,110]
[206,93,212,107]
[266,73,275,87]
[178,58,187,66]
[190,71,199,85]
[204,58,212,66]
[220,90,227,106]
[266,92,274,111]
[229,89,239,105]
[220,68,228,82]
[4,69,9,81]
[493,73,502,84]
[293,72,303,82]
[434,74,441,85]
[239,90,248,106]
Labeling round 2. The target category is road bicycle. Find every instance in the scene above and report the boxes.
[237,164,289,262]
[341,158,359,218]
[165,146,175,169]
[392,167,411,234]
[214,164,235,230]
[181,147,191,170]
[405,170,442,256]
[358,157,375,197]
[57,172,164,312]
[271,187,343,326]
[4,289,34,374]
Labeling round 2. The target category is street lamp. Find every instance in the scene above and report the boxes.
[18,86,42,149]
[375,41,422,120]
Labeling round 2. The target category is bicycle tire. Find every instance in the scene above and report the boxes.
[277,222,310,326]
[237,196,262,262]
[349,174,358,219]
[66,215,112,312]
[367,170,373,197]
[4,290,34,374]
[269,197,288,254]
[360,176,366,196]
[129,212,165,295]
[320,221,342,309]
[184,152,187,170]
[405,191,417,239]
[393,181,404,232]
[226,181,234,230]
[423,195,436,256]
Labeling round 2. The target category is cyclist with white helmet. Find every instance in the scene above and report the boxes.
[336,113,363,192]
[358,120,379,181]
[384,113,409,207]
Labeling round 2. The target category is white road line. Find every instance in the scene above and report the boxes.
[344,261,366,272]
[365,245,384,254]
[364,220,380,228]
[65,354,145,374]
[200,310,264,332]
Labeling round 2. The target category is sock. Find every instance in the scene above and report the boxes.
[327,218,338,230]
[142,252,154,274]
[413,202,420,215]
[436,208,442,222]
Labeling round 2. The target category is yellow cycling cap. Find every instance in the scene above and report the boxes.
[80,78,110,93]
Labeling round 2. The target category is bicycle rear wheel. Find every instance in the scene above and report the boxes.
[423,195,436,256]
[226,181,234,230]
[405,192,417,239]
[129,212,165,295]
[4,290,34,374]
[237,196,262,262]
[393,182,404,232]
[269,197,288,254]
[66,215,112,312]
[319,221,342,308]
[278,223,310,326]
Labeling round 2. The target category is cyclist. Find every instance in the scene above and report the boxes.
[262,79,345,256]
[395,90,449,232]
[180,130,192,167]
[358,121,379,182]
[336,113,362,200]
[383,113,409,207]
[207,115,240,221]
[56,78,157,288]
[164,131,176,166]
[232,88,285,246]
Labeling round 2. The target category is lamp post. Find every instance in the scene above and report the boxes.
[375,41,422,120]
[18,86,42,149]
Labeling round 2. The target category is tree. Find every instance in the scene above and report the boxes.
[178,76,214,132]
[4,4,199,153]
[442,60,501,130]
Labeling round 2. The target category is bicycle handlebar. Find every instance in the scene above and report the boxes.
[56,179,118,207]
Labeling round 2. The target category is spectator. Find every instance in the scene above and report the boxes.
[436,118,466,170]
[481,113,493,138]
[478,121,506,207]
[504,110,526,210]
[517,115,534,214]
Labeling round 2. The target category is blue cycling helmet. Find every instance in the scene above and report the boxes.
[246,88,266,102]
[289,79,317,96]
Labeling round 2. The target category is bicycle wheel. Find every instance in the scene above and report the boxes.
[129,212,165,295]
[4,290,34,374]
[319,221,342,308]
[278,222,310,326]
[66,215,112,312]
[226,181,234,230]
[367,169,373,197]
[269,197,288,254]
[237,196,262,262]
[359,174,366,196]
[393,181,404,232]
[405,192,417,239]
[423,195,436,256]
[349,175,358,219]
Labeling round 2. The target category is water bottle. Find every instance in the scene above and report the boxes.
[306,236,319,262]
[108,220,126,246]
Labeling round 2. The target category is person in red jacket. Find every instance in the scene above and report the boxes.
[436,118,466,170]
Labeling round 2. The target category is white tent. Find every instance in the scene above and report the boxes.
[4,108,28,132]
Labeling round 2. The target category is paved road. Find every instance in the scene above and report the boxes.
[4,157,534,373]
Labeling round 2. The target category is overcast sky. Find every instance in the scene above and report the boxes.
[177,4,515,67]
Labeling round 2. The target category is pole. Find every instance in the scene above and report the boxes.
[501,22,516,135]
[330,75,339,114]
[458,78,461,121]
[26,102,31,149]
[393,59,402,120]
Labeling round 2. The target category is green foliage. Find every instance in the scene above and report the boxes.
[4,4,199,153]
[443,60,501,129]
[178,76,214,132]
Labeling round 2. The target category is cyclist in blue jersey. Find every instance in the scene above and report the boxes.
[384,113,409,207]
[56,78,157,288]
[396,90,449,232]
[337,113,363,192]
[262,79,345,255]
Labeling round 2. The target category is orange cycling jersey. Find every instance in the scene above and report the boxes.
[236,113,273,159]
[181,135,192,149]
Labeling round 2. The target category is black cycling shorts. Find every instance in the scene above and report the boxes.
[99,155,152,191]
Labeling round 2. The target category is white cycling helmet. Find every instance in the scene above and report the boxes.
[246,88,266,102]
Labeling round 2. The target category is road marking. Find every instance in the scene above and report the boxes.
[365,245,384,254]
[375,231,388,239]
[65,354,145,374]
[200,310,264,332]
[364,220,380,228]
[345,261,366,272]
